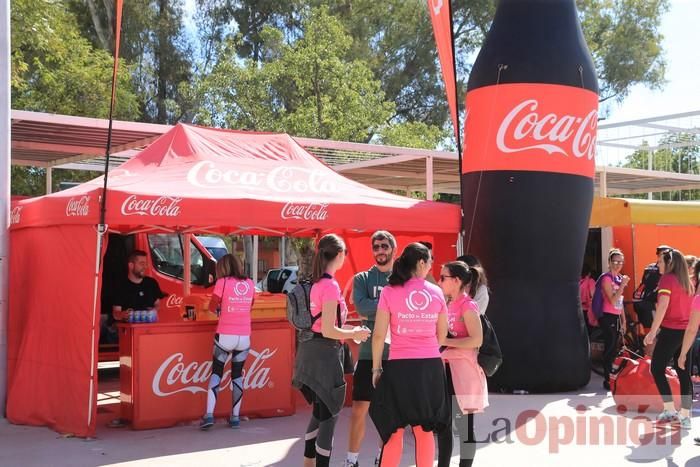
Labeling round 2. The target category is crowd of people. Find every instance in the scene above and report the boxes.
[197,231,489,466]
[581,244,700,432]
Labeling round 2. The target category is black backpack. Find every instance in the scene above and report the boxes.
[633,263,661,302]
[478,314,503,377]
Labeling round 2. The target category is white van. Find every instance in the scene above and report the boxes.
[196,236,228,260]
[257,266,299,294]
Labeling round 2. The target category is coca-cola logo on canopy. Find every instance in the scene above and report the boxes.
[496,99,597,160]
[152,348,277,397]
[10,206,22,225]
[186,161,340,194]
[280,202,329,221]
[121,195,182,217]
[65,196,91,217]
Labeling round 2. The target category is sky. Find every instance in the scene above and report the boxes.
[604,0,700,123]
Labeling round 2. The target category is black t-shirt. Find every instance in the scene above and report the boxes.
[113,276,166,310]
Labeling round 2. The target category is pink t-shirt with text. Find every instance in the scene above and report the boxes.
[214,277,255,335]
[378,278,447,360]
[310,276,348,333]
[601,274,623,315]
[447,292,480,338]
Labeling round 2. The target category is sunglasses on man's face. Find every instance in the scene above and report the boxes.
[372,243,391,251]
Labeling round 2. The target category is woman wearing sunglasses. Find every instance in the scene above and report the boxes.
[436,261,487,467]
[599,248,630,390]
[644,248,694,428]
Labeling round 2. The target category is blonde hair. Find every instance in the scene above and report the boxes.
[661,249,694,295]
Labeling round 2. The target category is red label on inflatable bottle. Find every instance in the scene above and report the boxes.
[462,83,598,178]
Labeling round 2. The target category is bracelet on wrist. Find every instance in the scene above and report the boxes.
[371,368,383,374]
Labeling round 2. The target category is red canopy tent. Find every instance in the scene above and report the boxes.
[7,124,460,436]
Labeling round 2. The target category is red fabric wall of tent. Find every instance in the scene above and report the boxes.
[7,124,460,437]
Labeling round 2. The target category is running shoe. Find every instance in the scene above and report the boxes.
[655,410,679,425]
[199,415,214,430]
[229,416,240,429]
[678,415,692,430]
[344,460,359,467]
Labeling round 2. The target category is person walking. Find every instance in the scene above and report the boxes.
[345,231,396,467]
[437,261,488,467]
[293,234,371,467]
[369,242,450,467]
[644,248,694,428]
[200,254,255,430]
[600,248,630,390]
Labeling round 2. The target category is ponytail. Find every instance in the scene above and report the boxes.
[388,243,430,286]
[311,234,346,283]
[444,261,478,296]
[468,266,480,298]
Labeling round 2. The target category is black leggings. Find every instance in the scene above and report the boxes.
[303,391,338,467]
[651,327,693,410]
[437,365,476,467]
[599,313,621,381]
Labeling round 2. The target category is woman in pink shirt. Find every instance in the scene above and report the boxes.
[200,254,255,430]
[369,242,449,467]
[644,248,694,428]
[599,248,630,390]
[436,261,487,467]
[580,264,596,328]
[293,234,371,467]
[677,264,700,441]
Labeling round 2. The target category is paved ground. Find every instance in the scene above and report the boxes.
[2,372,700,466]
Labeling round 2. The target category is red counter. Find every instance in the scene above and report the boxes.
[118,320,295,429]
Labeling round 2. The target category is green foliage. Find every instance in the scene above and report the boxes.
[577,0,669,103]
[376,121,449,150]
[620,134,700,200]
[11,0,140,119]
[10,167,102,197]
[196,8,394,142]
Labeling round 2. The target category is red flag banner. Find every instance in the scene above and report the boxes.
[428,0,459,141]
[109,0,124,112]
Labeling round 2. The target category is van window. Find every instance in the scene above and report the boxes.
[148,234,207,285]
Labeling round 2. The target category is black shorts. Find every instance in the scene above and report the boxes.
[352,359,385,402]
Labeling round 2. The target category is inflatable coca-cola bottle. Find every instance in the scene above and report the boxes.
[462,0,598,391]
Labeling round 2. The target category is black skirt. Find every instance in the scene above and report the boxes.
[369,358,450,443]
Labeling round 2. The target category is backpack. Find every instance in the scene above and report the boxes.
[591,272,620,319]
[478,314,503,377]
[633,264,661,302]
[286,282,316,332]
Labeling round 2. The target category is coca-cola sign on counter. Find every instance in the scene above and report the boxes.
[152,348,277,397]
[10,206,22,225]
[186,160,340,194]
[164,295,183,309]
[121,195,182,217]
[280,202,329,221]
[65,196,91,217]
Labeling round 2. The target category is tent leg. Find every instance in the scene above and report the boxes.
[0,0,9,418]
[87,226,106,429]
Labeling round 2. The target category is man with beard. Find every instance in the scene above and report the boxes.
[112,250,166,322]
[345,231,396,467]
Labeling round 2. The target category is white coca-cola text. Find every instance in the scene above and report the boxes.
[152,348,277,397]
[186,161,339,194]
[65,196,90,217]
[10,206,22,225]
[121,195,182,217]
[496,99,597,160]
[165,295,183,308]
[280,202,329,221]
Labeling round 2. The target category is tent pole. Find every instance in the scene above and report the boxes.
[183,233,191,298]
[87,228,105,430]
[0,0,10,418]
[252,235,259,286]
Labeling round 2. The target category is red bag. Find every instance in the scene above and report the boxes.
[610,353,681,413]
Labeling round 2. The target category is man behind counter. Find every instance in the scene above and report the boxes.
[112,250,167,322]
